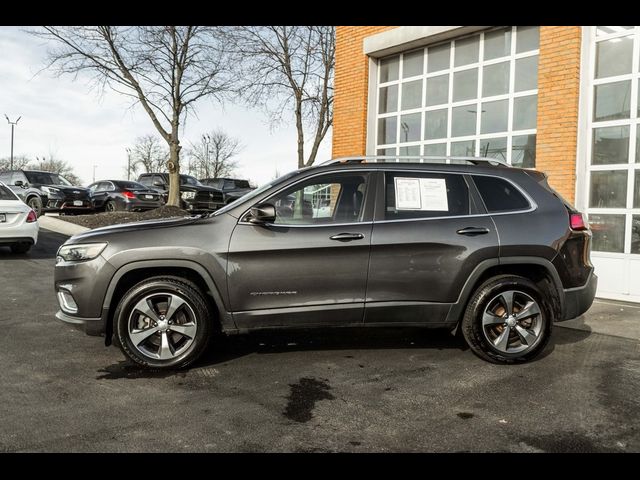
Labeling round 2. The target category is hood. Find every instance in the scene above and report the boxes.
[47,185,90,194]
[181,184,221,193]
[67,215,202,243]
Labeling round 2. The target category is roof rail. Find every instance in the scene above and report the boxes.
[321,155,510,167]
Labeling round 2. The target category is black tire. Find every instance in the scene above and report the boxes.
[10,242,31,254]
[104,200,117,212]
[461,275,552,364]
[26,196,43,218]
[114,276,213,369]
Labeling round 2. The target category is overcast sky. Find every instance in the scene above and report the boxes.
[0,26,332,186]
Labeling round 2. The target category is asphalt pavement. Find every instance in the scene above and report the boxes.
[0,229,638,452]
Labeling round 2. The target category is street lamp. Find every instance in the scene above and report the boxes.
[125,147,132,181]
[4,114,21,170]
[203,134,211,179]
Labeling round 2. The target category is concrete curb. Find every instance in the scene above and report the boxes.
[39,215,90,237]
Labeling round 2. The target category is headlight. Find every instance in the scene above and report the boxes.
[42,186,60,194]
[57,242,107,262]
[181,191,196,200]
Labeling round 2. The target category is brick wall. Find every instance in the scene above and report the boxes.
[332,26,397,158]
[536,26,582,203]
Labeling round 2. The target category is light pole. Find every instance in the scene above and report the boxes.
[4,114,21,170]
[125,147,132,181]
[203,134,211,179]
[93,164,97,183]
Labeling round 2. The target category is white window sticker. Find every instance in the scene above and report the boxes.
[394,177,449,211]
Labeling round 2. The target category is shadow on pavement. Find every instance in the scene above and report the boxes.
[553,322,592,345]
[0,228,68,261]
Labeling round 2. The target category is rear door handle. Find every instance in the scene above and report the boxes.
[330,233,365,241]
[456,227,490,236]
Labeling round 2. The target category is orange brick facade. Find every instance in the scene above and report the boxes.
[332,26,396,158]
[332,26,583,203]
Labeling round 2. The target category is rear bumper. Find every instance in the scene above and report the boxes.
[561,272,598,321]
[0,221,39,245]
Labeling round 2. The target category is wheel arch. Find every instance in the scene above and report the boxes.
[447,257,564,327]
[101,260,234,345]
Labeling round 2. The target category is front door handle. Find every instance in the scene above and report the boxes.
[456,227,490,236]
[330,233,365,241]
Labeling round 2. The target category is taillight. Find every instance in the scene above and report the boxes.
[123,190,136,199]
[26,210,37,223]
[570,212,588,231]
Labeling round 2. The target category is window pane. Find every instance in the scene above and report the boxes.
[451,105,477,137]
[596,26,634,37]
[632,215,640,254]
[401,80,422,110]
[512,134,536,168]
[483,62,510,97]
[454,35,479,66]
[378,116,397,145]
[403,50,424,78]
[474,175,530,212]
[399,145,420,156]
[378,85,398,114]
[480,99,509,134]
[513,95,538,130]
[596,36,634,79]
[424,143,446,156]
[377,147,396,156]
[594,81,631,121]
[592,126,630,165]
[427,43,450,73]
[380,56,399,83]
[425,74,449,106]
[451,139,476,156]
[453,68,478,102]
[516,26,539,53]
[424,109,448,140]
[637,126,640,163]
[479,137,507,161]
[484,28,512,60]
[635,173,640,208]
[589,170,628,208]
[589,214,625,253]
[399,113,421,143]
[515,56,538,92]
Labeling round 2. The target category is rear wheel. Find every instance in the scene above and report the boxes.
[114,276,213,369]
[10,242,31,254]
[27,196,43,218]
[105,200,117,212]
[461,275,551,364]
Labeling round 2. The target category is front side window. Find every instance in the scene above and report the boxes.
[268,174,368,225]
[384,172,470,220]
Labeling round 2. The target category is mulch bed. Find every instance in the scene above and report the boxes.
[55,205,192,229]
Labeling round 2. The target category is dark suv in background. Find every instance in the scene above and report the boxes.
[0,170,47,217]
[55,156,596,370]
[137,173,224,212]
[199,177,255,204]
[2,170,92,215]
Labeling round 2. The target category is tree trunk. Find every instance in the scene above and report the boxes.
[167,142,181,207]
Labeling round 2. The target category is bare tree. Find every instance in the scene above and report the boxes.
[229,26,335,169]
[129,134,169,175]
[0,155,31,171]
[30,156,82,185]
[33,26,235,206]
[187,129,242,179]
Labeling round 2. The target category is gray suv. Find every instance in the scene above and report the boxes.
[54,157,597,369]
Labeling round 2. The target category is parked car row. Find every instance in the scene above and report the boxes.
[0,181,39,253]
[0,169,255,216]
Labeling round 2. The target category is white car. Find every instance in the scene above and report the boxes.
[0,181,39,253]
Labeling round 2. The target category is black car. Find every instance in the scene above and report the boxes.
[88,180,164,212]
[55,156,597,370]
[2,170,92,215]
[137,173,225,212]
[0,171,47,217]
[199,177,255,204]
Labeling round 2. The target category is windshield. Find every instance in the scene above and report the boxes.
[212,169,303,216]
[0,183,18,200]
[116,181,147,190]
[24,171,73,186]
[180,175,201,186]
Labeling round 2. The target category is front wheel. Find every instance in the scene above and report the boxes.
[114,276,213,369]
[461,275,551,364]
[27,196,43,218]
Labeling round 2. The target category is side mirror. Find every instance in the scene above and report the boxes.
[14,180,24,187]
[248,203,276,224]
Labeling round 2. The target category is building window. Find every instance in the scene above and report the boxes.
[375,26,539,166]
[586,26,640,254]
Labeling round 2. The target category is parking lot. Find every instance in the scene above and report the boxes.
[0,229,639,452]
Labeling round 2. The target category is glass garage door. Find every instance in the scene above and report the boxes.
[585,26,640,301]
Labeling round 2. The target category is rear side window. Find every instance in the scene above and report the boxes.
[385,172,470,220]
[0,184,17,200]
[473,175,530,213]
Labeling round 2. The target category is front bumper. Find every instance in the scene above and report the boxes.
[56,310,105,336]
[45,198,94,213]
[561,271,598,321]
